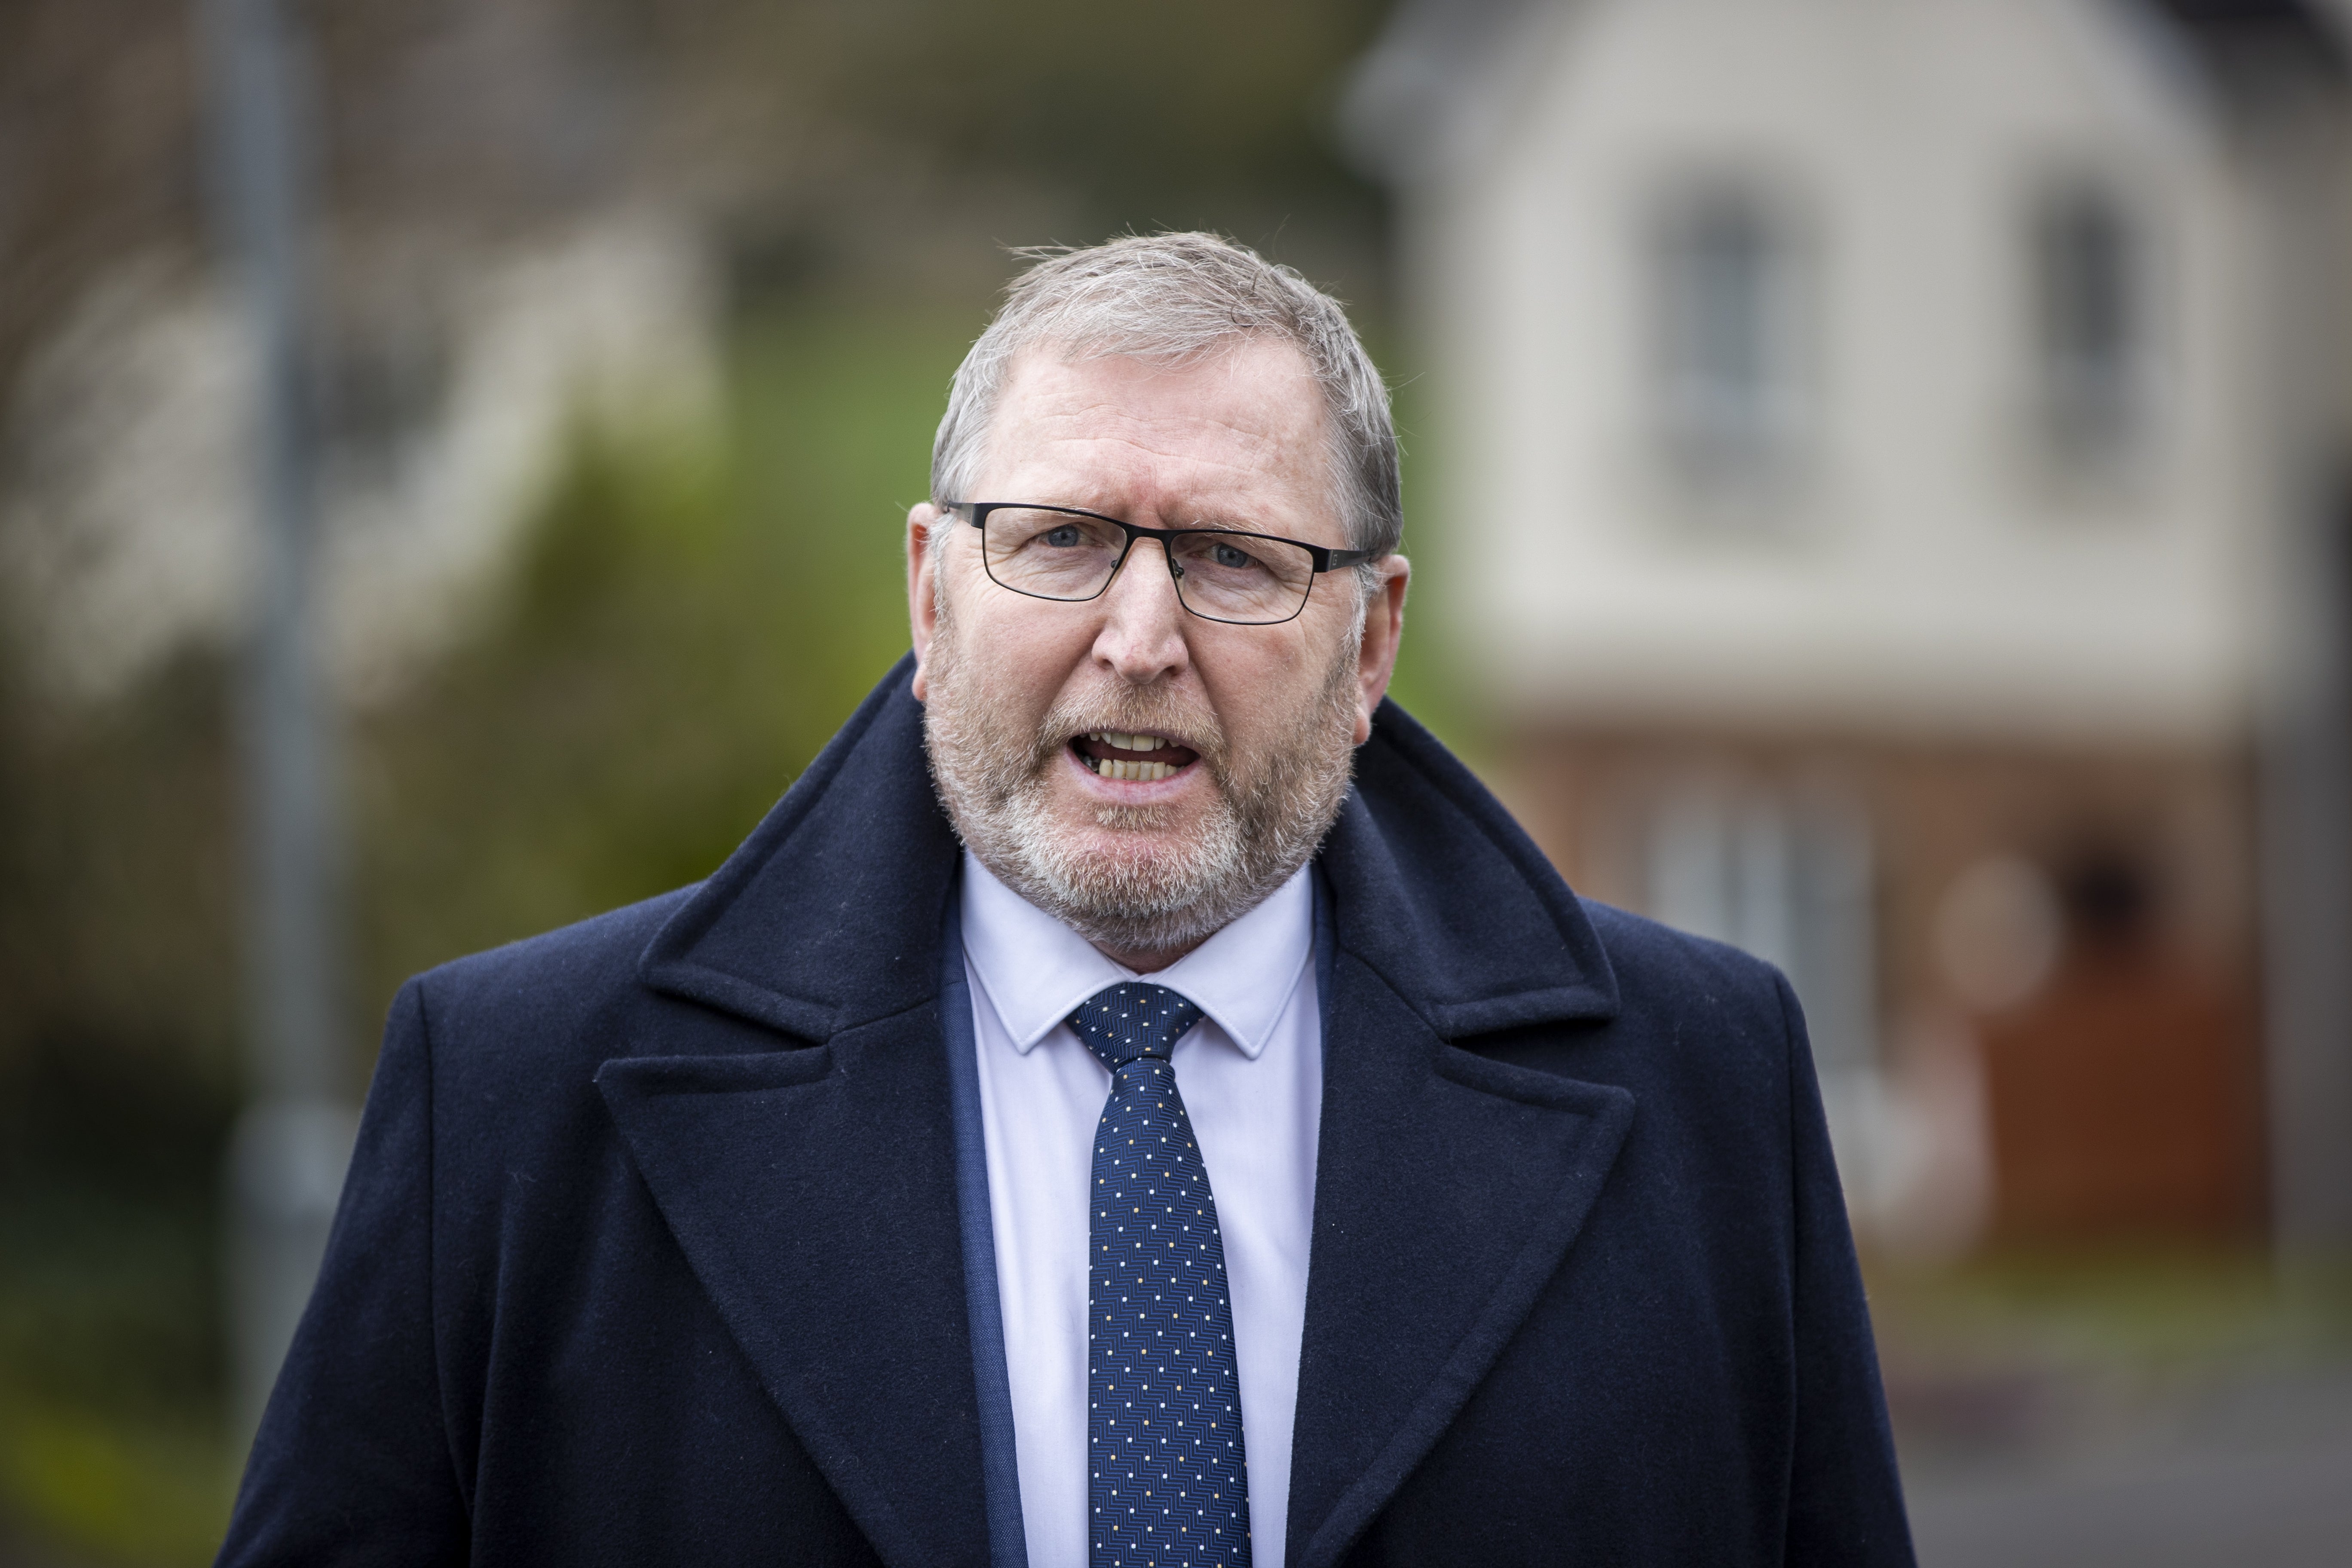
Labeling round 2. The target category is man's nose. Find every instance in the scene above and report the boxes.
[1091,537,1192,685]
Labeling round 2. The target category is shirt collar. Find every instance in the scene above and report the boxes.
[958,849,1314,1061]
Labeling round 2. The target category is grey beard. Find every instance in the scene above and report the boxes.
[922,612,1361,958]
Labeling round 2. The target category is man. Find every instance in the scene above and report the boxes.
[220,233,1914,1567]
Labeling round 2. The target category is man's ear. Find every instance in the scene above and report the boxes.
[907,502,942,703]
[1352,554,1411,745]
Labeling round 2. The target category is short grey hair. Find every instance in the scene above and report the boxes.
[930,233,1403,560]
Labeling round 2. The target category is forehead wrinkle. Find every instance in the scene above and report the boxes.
[1018,390,1312,456]
[1012,425,1305,490]
[1000,420,1320,502]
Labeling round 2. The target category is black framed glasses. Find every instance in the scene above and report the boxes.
[943,502,1378,626]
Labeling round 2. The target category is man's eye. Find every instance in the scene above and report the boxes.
[1211,542,1257,570]
[1043,525,1084,547]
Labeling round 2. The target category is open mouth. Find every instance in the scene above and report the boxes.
[1069,729,1200,783]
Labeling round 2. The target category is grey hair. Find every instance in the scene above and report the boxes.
[930,233,1403,562]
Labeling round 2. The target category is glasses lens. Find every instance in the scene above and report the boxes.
[981,508,1127,600]
[1166,531,1317,624]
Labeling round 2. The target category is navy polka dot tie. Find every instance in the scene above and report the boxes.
[1069,981,1252,1568]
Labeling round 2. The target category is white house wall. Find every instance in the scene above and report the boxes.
[1421,0,2264,746]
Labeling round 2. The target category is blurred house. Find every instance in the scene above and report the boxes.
[1348,0,2352,1255]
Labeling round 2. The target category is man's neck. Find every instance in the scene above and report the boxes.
[1090,936,1205,975]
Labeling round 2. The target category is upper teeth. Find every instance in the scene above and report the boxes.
[1088,731,1162,753]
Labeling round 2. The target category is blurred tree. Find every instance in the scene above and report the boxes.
[351,296,962,1006]
[642,0,1389,229]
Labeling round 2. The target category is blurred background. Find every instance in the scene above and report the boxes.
[2,0,2349,1563]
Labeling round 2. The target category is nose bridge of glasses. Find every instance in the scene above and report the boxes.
[1100,523,1191,610]
[1129,523,1190,580]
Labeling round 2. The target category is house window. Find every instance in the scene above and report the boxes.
[1644,783,1875,1073]
[1651,185,1809,478]
[2031,183,2145,462]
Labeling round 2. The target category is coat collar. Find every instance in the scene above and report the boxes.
[634,656,963,1041]
[600,656,1633,1568]
[1318,692,1618,1033]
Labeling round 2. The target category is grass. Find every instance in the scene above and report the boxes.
[0,1182,236,1564]
[1867,1246,2352,1370]
[0,1403,230,1566]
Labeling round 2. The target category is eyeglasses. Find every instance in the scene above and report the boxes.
[942,502,1378,626]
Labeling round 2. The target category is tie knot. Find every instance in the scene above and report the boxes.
[1066,981,1204,1071]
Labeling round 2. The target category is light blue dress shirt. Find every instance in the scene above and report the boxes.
[959,851,1323,1568]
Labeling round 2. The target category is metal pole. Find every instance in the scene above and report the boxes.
[2240,61,2352,1264]
[196,0,357,1449]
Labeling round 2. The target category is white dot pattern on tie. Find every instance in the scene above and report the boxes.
[1069,980,1252,1568]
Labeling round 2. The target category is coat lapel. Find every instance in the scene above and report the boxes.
[1283,955,1633,1568]
[1285,704,1636,1568]
[598,1004,984,1568]
[599,660,990,1568]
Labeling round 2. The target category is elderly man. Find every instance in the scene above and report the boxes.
[220,234,1914,1567]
